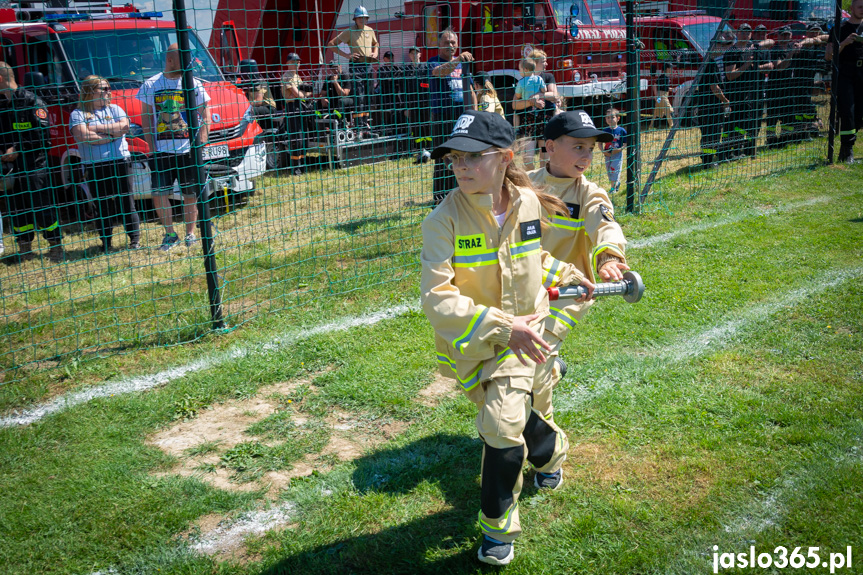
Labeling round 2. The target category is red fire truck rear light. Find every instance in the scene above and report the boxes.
[561,59,573,68]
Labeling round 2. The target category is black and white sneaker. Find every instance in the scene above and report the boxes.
[534,468,563,490]
[477,535,514,566]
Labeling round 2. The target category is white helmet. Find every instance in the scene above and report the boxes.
[353,6,369,19]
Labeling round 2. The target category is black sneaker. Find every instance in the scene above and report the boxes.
[534,468,563,490]
[554,357,568,380]
[477,535,514,566]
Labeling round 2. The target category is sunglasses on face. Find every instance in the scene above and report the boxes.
[98,86,111,93]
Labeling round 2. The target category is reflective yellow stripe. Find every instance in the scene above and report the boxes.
[549,306,577,329]
[452,306,488,353]
[510,238,540,260]
[549,215,584,232]
[44,221,59,232]
[452,250,498,267]
[436,353,482,391]
[14,224,34,233]
[543,257,562,288]
[478,503,517,535]
[839,129,856,136]
[591,243,623,273]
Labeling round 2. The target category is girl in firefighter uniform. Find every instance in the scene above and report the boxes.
[420,110,591,566]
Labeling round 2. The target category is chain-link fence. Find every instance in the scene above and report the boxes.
[0,0,849,385]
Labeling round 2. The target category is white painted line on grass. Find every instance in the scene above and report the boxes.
[189,502,296,556]
[558,267,863,412]
[0,305,414,428]
[629,197,829,250]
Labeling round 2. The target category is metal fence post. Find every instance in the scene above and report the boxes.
[827,0,842,164]
[172,0,225,330]
[625,0,640,214]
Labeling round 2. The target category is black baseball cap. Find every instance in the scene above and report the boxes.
[544,110,613,143]
[738,23,752,31]
[430,111,515,159]
[807,22,823,32]
[755,24,767,31]
[383,50,394,59]
[779,26,792,35]
[286,52,301,62]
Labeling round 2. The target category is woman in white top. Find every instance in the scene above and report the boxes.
[70,75,140,252]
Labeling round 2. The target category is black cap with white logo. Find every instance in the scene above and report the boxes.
[431,111,516,159]
[544,110,613,142]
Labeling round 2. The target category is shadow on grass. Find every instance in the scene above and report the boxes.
[333,213,405,235]
[260,432,525,575]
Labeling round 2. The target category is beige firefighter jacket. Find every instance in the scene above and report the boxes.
[421,184,585,392]
[529,167,628,341]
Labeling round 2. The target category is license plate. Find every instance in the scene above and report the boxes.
[202,144,229,160]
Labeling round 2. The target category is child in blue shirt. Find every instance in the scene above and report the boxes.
[602,107,627,193]
[512,57,547,169]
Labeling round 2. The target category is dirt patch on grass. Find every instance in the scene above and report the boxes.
[417,372,460,407]
[567,438,716,507]
[148,370,410,500]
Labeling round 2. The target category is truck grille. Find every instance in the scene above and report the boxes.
[208,125,244,143]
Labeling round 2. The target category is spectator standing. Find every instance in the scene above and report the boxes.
[429,28,475,205]
[512,57,547,169]
[321,63,353,121]
[136,44,210,251]
[695,37,733,166]
[765,27,797,146]
[376,51,404,136]
[649,62,674,129]
[327,6,379,135]
[725,23,774,158]
[826,0,863,163]
[0,61,64,262]
[473,75,505,117]
[70,75,140,253]
[404,47,432,162]
[280,52,310,175]
[530,49,560,112]
[602,107,627,193]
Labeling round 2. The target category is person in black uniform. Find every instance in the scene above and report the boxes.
[765,27,798,147]
[695,36,733,167]
[404,47,432,162]
[725,24,774,158]
[376,51,404,137]
[826,0,863,163]
[0,62,64,262]
[789,24,828,141]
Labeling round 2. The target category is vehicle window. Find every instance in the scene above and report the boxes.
[797,0,833,20]
[1,38,16,71]
[588,0,623,25]
[26,34,72,87]
[56,29,224,86]
[682,20,722,56]
[551,0,589,26]
[424,5,450,48]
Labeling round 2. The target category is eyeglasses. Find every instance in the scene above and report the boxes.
[444,150,501,170]
[98,86,111,93]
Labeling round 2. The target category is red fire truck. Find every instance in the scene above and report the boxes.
[652,0,836,32]
[0,0,264,213]
[211,0,647,117]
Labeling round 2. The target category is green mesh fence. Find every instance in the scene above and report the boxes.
[0,0,845,385]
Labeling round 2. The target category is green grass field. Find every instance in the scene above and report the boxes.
[0,136,861,574]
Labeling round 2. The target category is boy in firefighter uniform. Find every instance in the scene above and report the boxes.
[529,111,629,361]
[0,61,63,262]
[420,111,592,566]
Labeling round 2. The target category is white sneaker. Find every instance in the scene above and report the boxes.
[184,233,198,247]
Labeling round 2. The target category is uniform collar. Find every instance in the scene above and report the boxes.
[539,165,584,187]
[456,184,523,211]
